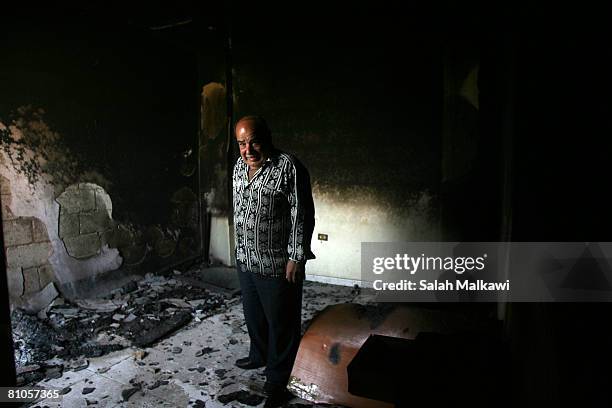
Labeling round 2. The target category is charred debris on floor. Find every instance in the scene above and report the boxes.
[12,266,236,386]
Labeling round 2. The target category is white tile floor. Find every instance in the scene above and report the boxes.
[29,281,376,408]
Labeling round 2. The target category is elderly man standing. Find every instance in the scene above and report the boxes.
[232,115,315,407]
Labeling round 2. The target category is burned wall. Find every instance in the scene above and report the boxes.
[195,21,233,265]
[230,14,443,280]
[1,12,200,305]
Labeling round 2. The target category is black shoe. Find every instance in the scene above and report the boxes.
[263,381,285,395]
[263,388,293,408]
[235,357,265,370]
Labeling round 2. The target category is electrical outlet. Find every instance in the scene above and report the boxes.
[318,233,328,241]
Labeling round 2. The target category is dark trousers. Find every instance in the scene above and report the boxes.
[237,265,303,387]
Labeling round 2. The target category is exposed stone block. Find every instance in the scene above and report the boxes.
[3,218,33,246]
[63,233,100,259]
[6,267,24,299]
[6,242,52,269]
[95,189,113,212]
[56,186,95,214]
[0,174,10,195]
[59,213,79,238]
[31,218,50,242]
[57,183,115,259]
[1,196,15,221]
[23,266,41,294]
[38,263,54,288]
[80,209,112,234]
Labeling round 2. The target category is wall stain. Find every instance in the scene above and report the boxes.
[200,82,230,215]
[1,106,112,195]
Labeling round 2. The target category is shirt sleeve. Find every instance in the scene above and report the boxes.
[231,160,240,209]
[287,159,316,262]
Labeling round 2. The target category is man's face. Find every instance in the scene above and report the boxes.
[236,120,269,170]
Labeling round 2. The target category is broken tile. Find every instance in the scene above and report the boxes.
[16,364,40,375]
[44,366,63,380]
[121,387,140,401]
[22,282,59,314]
[75,298,122,313]
[195,347,219,357]
[162,298,192,309]
[217,390,265,406]
[20,273,376,408]
[132,311,192,347]
[68,359,89,371]
[124,313,137,323]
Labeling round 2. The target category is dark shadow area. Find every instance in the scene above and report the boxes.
[1,1,612,407]
[348,330,506,407]
[508,7,612,406]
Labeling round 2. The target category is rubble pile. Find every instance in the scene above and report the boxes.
[12,269,230,386]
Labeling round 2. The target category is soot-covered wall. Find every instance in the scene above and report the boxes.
[228,8,504,280]
[1,12,200,306]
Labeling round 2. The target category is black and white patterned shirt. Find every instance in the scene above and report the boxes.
[232,149,315,277]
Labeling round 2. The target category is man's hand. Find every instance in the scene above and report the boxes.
[285,260,304,283]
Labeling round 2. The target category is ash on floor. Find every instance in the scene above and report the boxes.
[20,268,376,408]
[14,267,229,387]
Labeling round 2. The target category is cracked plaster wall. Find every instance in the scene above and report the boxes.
[0,110,201,303]
[0,136,122,307]
[1,14,201,302]
[1,113,200,304]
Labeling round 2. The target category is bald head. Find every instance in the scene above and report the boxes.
[235,115,272,170]
[235,116,271,144]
